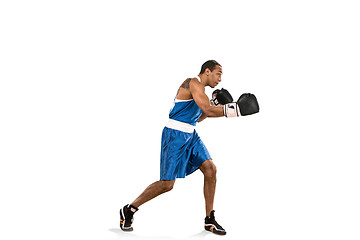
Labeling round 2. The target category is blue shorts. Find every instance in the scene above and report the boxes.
[160,127,211,180]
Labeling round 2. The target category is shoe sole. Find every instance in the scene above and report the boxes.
[205,224,226,235]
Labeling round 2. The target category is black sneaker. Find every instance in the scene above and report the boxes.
[120,204,138,232]
[204,210,226,235]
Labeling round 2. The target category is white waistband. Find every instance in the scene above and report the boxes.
[165,119,195,133]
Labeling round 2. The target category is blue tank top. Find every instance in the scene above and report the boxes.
[169,77,202,126]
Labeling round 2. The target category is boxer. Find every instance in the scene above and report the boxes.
[120,60,259,235]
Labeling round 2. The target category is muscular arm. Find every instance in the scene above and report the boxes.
[190,79,224,118]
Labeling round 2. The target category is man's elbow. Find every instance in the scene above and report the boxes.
[198,113,207,122]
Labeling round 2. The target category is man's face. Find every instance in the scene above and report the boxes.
[207,65,223,88]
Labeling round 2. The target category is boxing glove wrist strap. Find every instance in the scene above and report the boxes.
[223,103,241,118]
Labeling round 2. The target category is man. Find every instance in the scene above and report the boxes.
[120,60,259,235]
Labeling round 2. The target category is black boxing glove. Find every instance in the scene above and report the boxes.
[223,93,259,117]
[210,88,233,106]
[237,93,259,116]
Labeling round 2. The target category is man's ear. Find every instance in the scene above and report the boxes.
[206,68,211,76]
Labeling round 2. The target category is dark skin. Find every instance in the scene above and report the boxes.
[131,65,224,217]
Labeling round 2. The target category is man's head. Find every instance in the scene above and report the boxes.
[199,60,223,88]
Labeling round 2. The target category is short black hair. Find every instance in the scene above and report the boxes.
[199,60,221,74]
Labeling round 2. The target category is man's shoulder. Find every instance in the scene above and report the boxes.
[180,77,201,89]
[189,77,204,91]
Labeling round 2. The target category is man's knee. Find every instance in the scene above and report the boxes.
[201,159,217,178]
[159,180,175,193]
[207,163,217,177]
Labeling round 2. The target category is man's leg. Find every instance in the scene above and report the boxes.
[120,180,175,231]
[131,180,175,208]
[198,159,217,217]
[199,159,226,235]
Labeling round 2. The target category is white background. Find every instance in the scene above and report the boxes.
[1,0,360,239]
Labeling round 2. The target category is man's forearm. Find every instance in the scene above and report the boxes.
[203,105,224,118]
